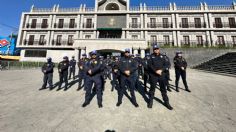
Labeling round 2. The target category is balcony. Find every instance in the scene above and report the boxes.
[23,40,47,46]
[147,22,173,28]
[25,23,48,29]
[52,40,74,46]
[148,41,174,47]
[179,22,206,28]
[213,22,236,28]
[180,40,209,47]
[129,23,141,28]
[215,41,236,47]
[82,23,94,28]
[54,23,77,29]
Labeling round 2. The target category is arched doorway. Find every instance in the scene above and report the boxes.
[105,3,120,10]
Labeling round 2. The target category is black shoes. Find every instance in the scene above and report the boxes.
[116,102,122,107]
[98,104,103,108]
[164,102,173,110]
[167,87,172,92]
[186,88,191,92]
[176,88,179,92]
[147,103,152,108]
[133,102,139,108]
[82,102,89,107]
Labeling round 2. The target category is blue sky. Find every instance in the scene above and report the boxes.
[0,0,234,36]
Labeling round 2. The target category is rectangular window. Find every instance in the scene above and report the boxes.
[69,19,75,28]
[132,18,138,28]
[68,35,74,45]
[132,35,138,40]
[58,19,64,28]
[232,36,236,45]
[86,19,92,28]
[163,35,170,45]
[194,18,201,28]
[28,35,34,45]
[217,36,225,45]
[182,18,189,28]
[85,35,91,39]
[229,18,236,28]
[56,35,62,45]
[25,50,47,58]
[150,35,157,43]
[150,18,156,28]
[196,36,203,45]
[31,19,37,28]
[183,36,190,45]
[163,18,169,28]
[215,18,222,28]
[39,35,45,45]
[41,19,48,28]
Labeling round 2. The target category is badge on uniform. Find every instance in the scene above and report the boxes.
[129,60,131,63]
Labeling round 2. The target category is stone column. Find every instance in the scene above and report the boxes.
[126,14,130,28]
[210,31,215,47]
[206,31,211,47]
[208,13,213,28]
[133,48,138,55]
[74,48,79,61]
[176,14,180,29]
[50,31,54,46]
[173,31,177,46]
[177,31,181,47]
[80,15,84,28]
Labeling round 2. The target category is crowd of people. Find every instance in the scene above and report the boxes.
[40,44,191,110]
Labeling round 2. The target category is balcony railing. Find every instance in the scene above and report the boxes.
[23,40,47,46]
[213,22,236,28]
[177,6,201,10]
[129,23,141,28]
[148,41,174,47]
[179,22,206,28]
[54,23,77,28]
[25,23,48,29]
[52,40,74,46]
[147,22,173,28]
[32,8,53,12]
[180,40,209,47]
[146,6,170,11]
[82,23,94,28]
[208,5,234,10]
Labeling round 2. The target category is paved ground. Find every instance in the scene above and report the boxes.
[0,69,236,132]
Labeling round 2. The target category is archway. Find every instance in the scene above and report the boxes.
[105,3,120,10]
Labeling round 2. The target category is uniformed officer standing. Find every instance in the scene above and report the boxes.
[40,57,55,90]
[58,56,69,90]
[143,53,150,93]
[147,45,173,110]
[111,56,120,91]
[174,51,191,92]
[78,54,88,89]
[163,52,172,92]
[135,54,143,77]
[69,56,76,80]
[117,48,139,107]
[82,50,103,108]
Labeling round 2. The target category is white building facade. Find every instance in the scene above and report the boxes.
[17,0,236,62]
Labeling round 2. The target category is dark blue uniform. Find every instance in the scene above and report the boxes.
[83,58,103,107]
[58,60,69,89]
[111,59,120,91]
[69,58,76,80]
[148,53,172,109]
[142,56,150,93]
[78,58,88,89]
[163,54,172,92]
[117,56,139,107]
[41,61,55,89]
[174,56,190,92]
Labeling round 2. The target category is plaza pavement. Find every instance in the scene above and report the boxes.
[0,69,236,132]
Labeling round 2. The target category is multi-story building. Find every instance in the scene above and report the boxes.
[17,0,236,62]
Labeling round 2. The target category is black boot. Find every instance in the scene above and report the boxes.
[116,101,122,107]
[82,102,89,107]
[148,101,153,108]
[175,81,179,92]
[167,86,172,92]
[98,103,103,108]
[186,88,191,92]
[164,102,173,110]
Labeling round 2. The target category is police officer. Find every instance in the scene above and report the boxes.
[117,48,139,107]
[163,52,172,92]
[147,45,173,110]
[78,54,88,89]
[111,56,120,91]
[143,53,150,93]
[69,56,77,80]
[135,54,143,77]
[58,56,69,90]
[174,51,191,92]
[82,50,103,108]
[40,57,55,90]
